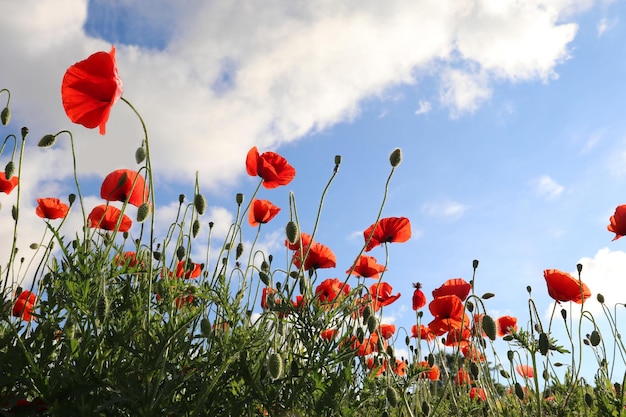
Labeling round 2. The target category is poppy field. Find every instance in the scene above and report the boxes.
[1,47,626,416]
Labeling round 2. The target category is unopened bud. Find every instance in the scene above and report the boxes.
[68,193,76,205]
[268,352,283,379]
[38,134,56,147]
[597,293,605,304]
[178,194,185,205]
[236,243,244,260]
[389,148,402,167]
[11,205,18,221]
[135,146,146,164]
[176,246,186,261]
[20,127,28,139]
[1,107,10,125]
[334,155,342,166]
[236,193,244,205]
[482,314,497,341]
[136,202,151,223]
[192,219,200,238]
[286,221,299,245]
[193,194,206,215]
[473,259,479,269]
[481,292,495,300]
[577,263,583,274]
[4,161,15,179]
[29,243,39,250]
[386,387,399,407]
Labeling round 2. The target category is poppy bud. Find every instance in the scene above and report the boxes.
[96,297,107,321]
[481,292,495,299]
[597,293,605,304]
[38,134,56,147]
[68,193,76,205]
[386,386,399,407]
[236,242,246,260]
[543,369,549,380]
[153,251,161,261]
[473,259,479,269]
[200,318,212,337]
[4,161,15,179]
[29,243,39,250]
[577,263,583,274]
[1,106,10,125]
[11,205,18,221]
[465,300,474,312]
[136,202,151,223]
[178,194,185,204]
[389,148,402,167]
[584,392,594,408]
[176,246,186,261]
[367,315,378,334]
[21,127,28,139]
[421,401,430,416]
[334,155,342,166]
[356,327,365,344]
[500,369,510,379]
[261,261,270,273]
[194,194,206,215]
[526,286,532,294]
[589,330,601,347]
[507,350,514,362]
[538,332,549,356]
[259,271,270,286]
[361,305,371,322]
[135,146,146,164]
[405,336,410,346]
[268,352,283,379]
[560,309,567,320]
[514,382,525,400]
[285,221,299,245]
[427,353,435,367]
[469,361,479,380]
[482,314,497,341]
[192,219,200,238]
[236,193,244,206]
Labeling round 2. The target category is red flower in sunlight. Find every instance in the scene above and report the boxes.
[393,359,407,377]
[497,315,518,337]
[245,146,296,189]
[445,327,471,348]
[114,251,142,268]
[35,198,69,219]
[87,205,132,232]
[411,324,435,342]
[315,278,350,305]
[608,205,626,241]
[454,368,473,385]
[516,364,534,379]
[261,287,278,310]
[366,357,386,377]
[462,343,486,362]
[292,242,336,271]
[100,169,149,207]
[417,361,440,381]
[12,290,36,321]
[412,282,426,310]
[61,46,123,135]
[427,295,469,336]
[0,172,18,194]
[432,278,472,301]
[292,295,305,309]
[369,282,401,310]
[363,217,411,252]
[357,332,386,356]
[248,199,281,227]
[346,255,386,279]
[285,232,312,250]
[174,293,194,309]
[378,323,396,339]
[470,387,487,401]
[176,260,202,279]
[320,329,338,341]
[543,269,591,304]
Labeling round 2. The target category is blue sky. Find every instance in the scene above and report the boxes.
[2,0,626,381]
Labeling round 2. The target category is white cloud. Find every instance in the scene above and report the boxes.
[597,17,618,37]
[533,175,564,199]
[439,69,492,117]
[414,100,432,116]
[422,201,467,220]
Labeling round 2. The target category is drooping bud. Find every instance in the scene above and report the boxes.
[29,243,39,250]
[507,350,514,362]
[1,107,10,125]
[500,369,510,379]
[11,205,18,221]
[4,161,15,179]
[514,382,525,400]
[285,221,299,245]
[200,318,212,337]
[389,148,402,167]
[259,271,270,286]
[469,361,479,380]
[267,352,283,379]
[481,292,495,300]
[482,314,497,341]
[176,246,186,261]
[136,202,151,223]
[589,330,601,347]
[597,293,605,304]
[38,134,56,147]
[135,146,146,164]
[194,194,206,215]
[192,219,200,238]
[367,315,378,334]
[236,243,244,260]
[538,332,549,356]
[386,387,399,407]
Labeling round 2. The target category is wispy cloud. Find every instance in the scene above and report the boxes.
[533,175,564,199]
[414,100,432,115]
[597,17,618,37]
[422,201,467,220]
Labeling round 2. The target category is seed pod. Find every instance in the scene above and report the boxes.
[389,148,402,167]
[193,194,206,215]
[1,107,10,125]
[539,332,549,356]
[135,146,146,164]
[137,202,151,222]
[514,382,525,400]
[386,387,399,407]
[482,314,497,341]
[38,134,56,147]
[192,219,200,237]
[285,221,299,245]
[236,193,244,205]
[268,352,283,379]
[589,330,601,347]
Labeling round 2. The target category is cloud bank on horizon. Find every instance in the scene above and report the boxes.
[0,0,590,190]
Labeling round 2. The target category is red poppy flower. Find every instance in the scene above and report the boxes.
[245,146,296,189]
[261,287,278,309]
[427,295,469,336]
[292,242,336,271]
[248,199,281,227]
[356,332,386,356]
[87,205,132,232]
[174,293,194,309]
[314,278,350,305]
[454,368,473,385]
[176,260,202,279]
[469,387,487,401]
[12,290,36,321]
[292,295,305,309]
[411,324,435,342]
[363,217,412,252]
[432,278,472,301]
[393,359,407,377]
[462,343,486,362]
[417,361,440,381]
[346,255,386,278]
[497,315,518,337]
[35,198,69,219]
[0,172,18,194]
[516,364,534,378]
[320,329,338,340]
[412,282,427,310]
[379,323,396,339]
[445,327,471,348]
[608,205,626,241]
[100,169,149,207]
[285,232,312,250]
[114,251,143,268]
[366,357,386,377]
[61,46,123,135]
[370,282,401,310]
[543,269,591,304]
